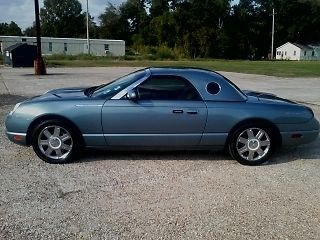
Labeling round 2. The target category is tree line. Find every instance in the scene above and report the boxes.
[1,0,320,59]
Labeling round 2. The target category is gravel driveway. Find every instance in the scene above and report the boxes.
[0,67,319,239]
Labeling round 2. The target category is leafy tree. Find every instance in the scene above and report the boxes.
[223,0,263,59]
[96,0,320,59]
[174,0,231,57]
[99,3,130,42]
[24,23,37,37]
[229,0,320,58]
[149,12,177,47]
[88,15,99,39]
[257,0,320,45]
[119,0,149,35]
[0,21,22,36]
[149,0,169,17]
[79,13,99,39]
[99,0,150,45]
[40,0,86,37]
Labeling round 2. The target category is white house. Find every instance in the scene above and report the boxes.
[0,36,125,57]
[276,42,320,61]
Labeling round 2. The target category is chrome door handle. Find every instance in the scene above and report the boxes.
[186,110,198,115]
[172,109,184,114]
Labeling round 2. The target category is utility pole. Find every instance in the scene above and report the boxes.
[34,0,46,75]
[271,8,275,60]
[86,0,90,54]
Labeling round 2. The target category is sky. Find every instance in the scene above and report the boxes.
[0,0,126,30]
[0,0,239,31]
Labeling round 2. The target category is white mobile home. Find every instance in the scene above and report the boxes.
[276,42,320,61]
[0,36,125,56]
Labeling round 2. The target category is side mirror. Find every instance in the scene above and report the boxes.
[126,89,137,100]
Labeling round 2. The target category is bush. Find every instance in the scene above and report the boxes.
[130,45,180,60]
[155,45,176,60]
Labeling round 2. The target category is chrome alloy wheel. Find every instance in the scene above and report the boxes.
[38,125,73,160]
[236,128,271,161]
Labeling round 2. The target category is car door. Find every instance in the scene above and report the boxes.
[101,75,208,146]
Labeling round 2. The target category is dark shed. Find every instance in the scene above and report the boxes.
[4,43,37,67]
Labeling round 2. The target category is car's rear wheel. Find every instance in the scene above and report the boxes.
[32,120,79,164]
[228,124,274,165]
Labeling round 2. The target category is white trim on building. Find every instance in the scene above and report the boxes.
[0,36,125,56]
[276,42,320,61]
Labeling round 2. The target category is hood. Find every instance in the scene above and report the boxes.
[46,87,87,98]
[46,87,88,100]
[243,90,297,105]
[28,87,89,102]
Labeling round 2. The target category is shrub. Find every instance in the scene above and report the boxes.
[155,45,176,60]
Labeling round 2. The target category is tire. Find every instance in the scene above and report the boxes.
[32,119,80,164]
[228,124,275,165]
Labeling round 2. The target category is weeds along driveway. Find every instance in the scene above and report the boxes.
[0,67,320,239]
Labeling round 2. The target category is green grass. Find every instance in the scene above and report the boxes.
[44,57,320,77]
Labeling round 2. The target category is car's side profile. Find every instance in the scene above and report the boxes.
[5,67,319,165]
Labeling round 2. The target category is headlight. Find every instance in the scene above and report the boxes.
[9,102,22,115]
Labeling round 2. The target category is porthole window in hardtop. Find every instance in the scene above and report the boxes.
[137,75,201,100]
[206,82,221,95]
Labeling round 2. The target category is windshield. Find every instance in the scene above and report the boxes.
[92,69,147,98]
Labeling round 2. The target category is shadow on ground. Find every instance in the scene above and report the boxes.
[269,137,320,165]
[76,150,232,163]
[75,137,319,166]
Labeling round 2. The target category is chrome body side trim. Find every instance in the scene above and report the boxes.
[82,133,104,137]
[103,133,202,137]
[6,132,27,136]
[75,104,103,107]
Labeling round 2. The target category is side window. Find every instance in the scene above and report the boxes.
[104,44,109,53]
[136,76,201,101]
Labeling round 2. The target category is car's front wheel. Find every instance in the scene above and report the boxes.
[32,120,79,164]
[228,124,274,165]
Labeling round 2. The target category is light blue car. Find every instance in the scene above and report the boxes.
[5,67,319,165]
